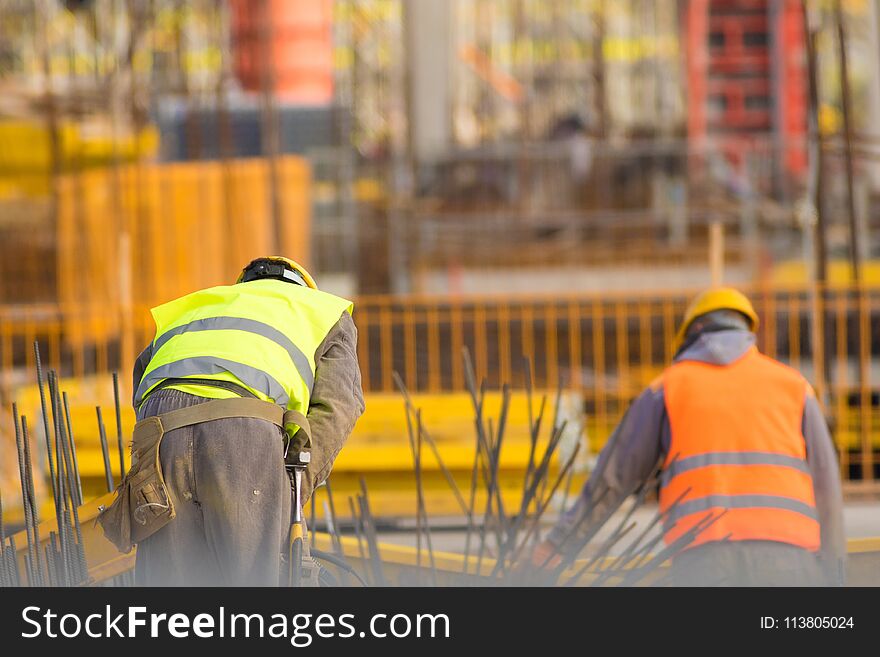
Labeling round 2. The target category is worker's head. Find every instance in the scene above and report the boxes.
[673,287,758,352]
[236,256,318,290]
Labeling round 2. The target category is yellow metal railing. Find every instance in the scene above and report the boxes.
[354,283,880,480]
[1,283,878,481]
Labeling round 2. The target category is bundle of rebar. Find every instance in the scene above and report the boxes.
[392,348,723,587]
[1,341,126,587]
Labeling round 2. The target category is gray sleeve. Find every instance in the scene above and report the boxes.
[297,311,365,502]
[546,384,666,548]
[131,343,153,406]
[803,393,846,584]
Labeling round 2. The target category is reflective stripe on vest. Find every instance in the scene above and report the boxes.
[659,347,820,552]
[135,279,353,416]
[151,316,315,391]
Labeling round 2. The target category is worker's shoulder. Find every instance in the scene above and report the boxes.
[752,350,808,383]
[647,371,666,393]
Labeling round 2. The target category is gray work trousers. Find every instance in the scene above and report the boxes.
[134,389,292,586]
[670,540,825,587]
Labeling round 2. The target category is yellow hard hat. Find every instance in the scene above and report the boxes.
[673,287,759,351]
[236,256,318,290]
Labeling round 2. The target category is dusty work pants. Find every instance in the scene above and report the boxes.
[670,540,825,587]
[134,389,291,586]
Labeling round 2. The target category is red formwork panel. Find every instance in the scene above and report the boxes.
[687,0,807,178]
[707,13,770,73]
[706,77,771,130]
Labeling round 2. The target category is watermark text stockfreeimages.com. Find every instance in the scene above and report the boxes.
[21,606,451,647]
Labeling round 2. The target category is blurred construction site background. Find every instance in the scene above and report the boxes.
[2,0,880,520]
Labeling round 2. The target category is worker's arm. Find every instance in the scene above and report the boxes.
[296,311,365,502]
[131,343,153,405]
[544,383,666,554]
[803,392,846,585]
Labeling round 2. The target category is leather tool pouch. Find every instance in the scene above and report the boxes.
[97,416,175,553]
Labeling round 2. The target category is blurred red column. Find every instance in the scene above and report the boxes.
[230,0,334,105]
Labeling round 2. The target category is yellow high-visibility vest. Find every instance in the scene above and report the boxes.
[134,279,353,425]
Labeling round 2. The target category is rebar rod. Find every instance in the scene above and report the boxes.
[347,496,369,585]
[53,381,87,582]
[324,479,345,559]
[393,372,469,516]
[12,406,39,586]
[20,417,44,586]
[503,439,581,573]
[112,372,126,481]
[414,414,437,585]
[34,342,60,516]
[62,392,84,507]
[96,407,115,492]
[357,479,388,587]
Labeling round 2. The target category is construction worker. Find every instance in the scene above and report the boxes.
[129,257,365,586]
[533,288,845,586]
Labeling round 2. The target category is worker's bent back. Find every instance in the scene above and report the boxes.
[135,278,353,418]
[659,346,820,551]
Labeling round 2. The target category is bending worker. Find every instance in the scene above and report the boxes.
[534,288,845,586]
[129,257,364,585]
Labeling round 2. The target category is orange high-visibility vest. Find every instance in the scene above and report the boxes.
[659,347,820,552]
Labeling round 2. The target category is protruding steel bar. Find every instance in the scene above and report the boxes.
[503,439,581,573]
[347,496,369,585]
[12,405,40,586]
[62,392,84,506]
[358,478,388,587]
[619,510,729,587]
[20,416,44,586]
[324,479,345,559]
[393,372,469,516]
[112,372,126,481]
[563,521,637,587]
[52,379,87,583]
[34,342,60,516]
[414,414,437,585]
[96,407,115,492]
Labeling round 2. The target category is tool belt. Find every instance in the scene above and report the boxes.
[97,394,311,554]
